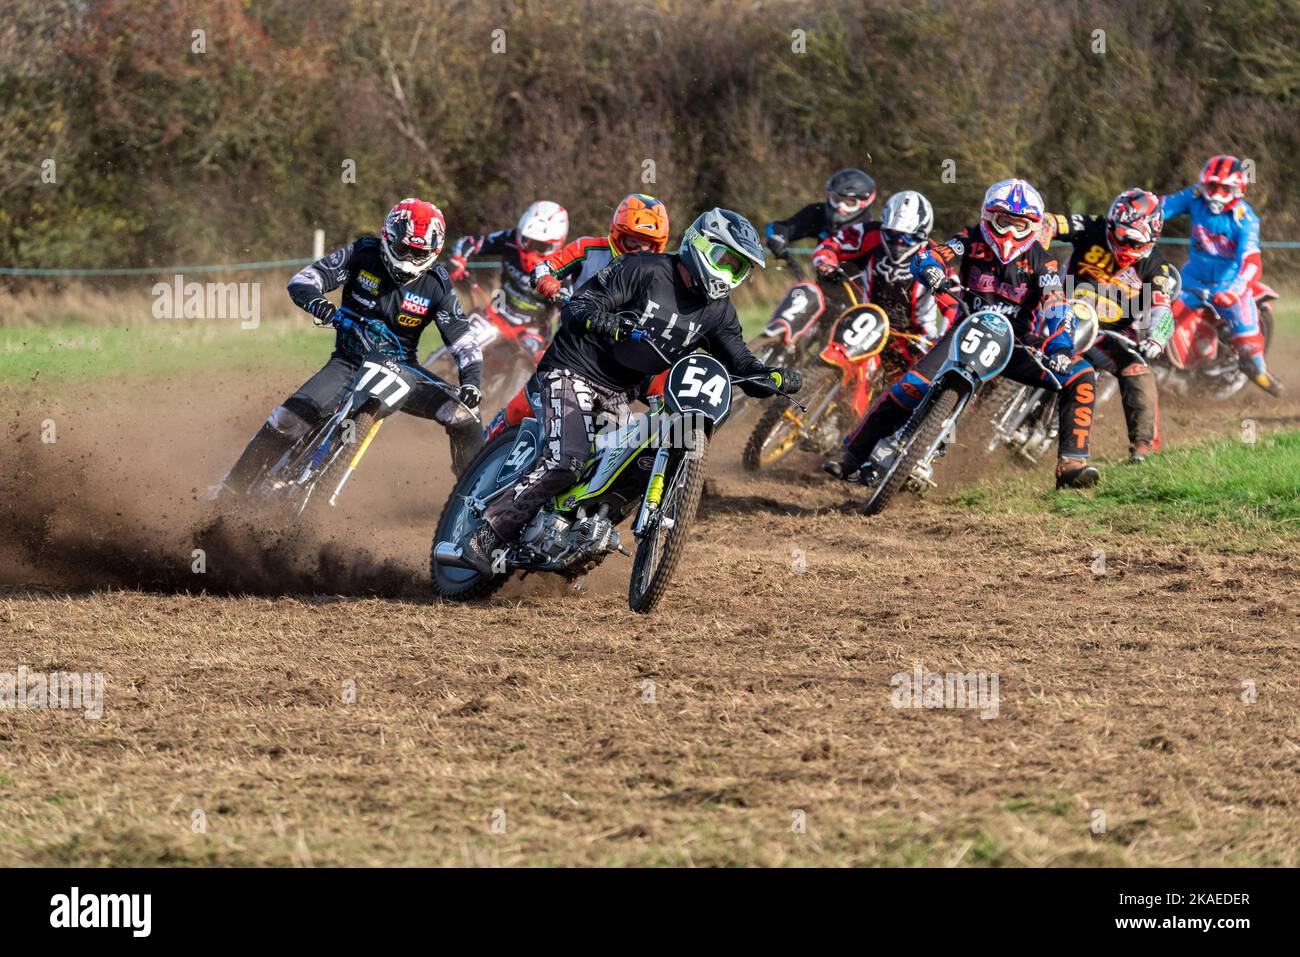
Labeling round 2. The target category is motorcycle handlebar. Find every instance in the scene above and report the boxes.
[621,317,808,413]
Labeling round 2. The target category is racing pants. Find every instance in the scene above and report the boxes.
[1084,335,1159,450]
[481,369,630,542]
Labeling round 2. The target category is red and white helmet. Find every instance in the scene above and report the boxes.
[1199,155,1248,214]
[380,198,446,283]
[516,200,569,270]
[979,178,1045,264]
[1106,188,1163,268]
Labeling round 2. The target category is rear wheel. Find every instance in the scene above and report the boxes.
[628,425,709,614]
[431,427,523,601]
[742,366,836,471]
[863,387,959,517]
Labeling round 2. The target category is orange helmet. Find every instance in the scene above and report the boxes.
[609,193,670,255]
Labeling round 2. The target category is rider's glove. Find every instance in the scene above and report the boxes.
[448,255,469,282]
[535,273,564,301]
[1138,337,1165,361]
[766,232,788,258]
[306,298,338,327]
[811,248,840,278]
[458,384,482,409]
[1212,289,1240,308]
[587,311,624,343]
[1046,352,1073,376]
[768,367,803,395]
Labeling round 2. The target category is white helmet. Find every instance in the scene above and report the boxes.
[880,190,934,263]
[516,200,569,269]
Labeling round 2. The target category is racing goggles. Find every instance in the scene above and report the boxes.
[1110,224,1155,249]
[1203,181,1242,203]
[829,191,870,215]
[881,227,926,259]
[703,241,752,284]
[985,210,1039,240]
[390,238,437,264]
[519,236,563,256]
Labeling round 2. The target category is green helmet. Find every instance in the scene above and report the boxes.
[678,208,766,300]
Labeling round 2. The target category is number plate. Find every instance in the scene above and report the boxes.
[952,310,1014,382]
[664,353,733,426]
[829,304,889,360]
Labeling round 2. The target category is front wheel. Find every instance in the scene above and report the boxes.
[628,424,710,614]
[742,365,836,471]
[863,387,959,517]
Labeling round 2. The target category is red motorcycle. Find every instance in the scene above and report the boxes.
[423,280,551,410]
[742,272,930,471]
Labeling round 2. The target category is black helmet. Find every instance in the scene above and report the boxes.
[825,168,877,226]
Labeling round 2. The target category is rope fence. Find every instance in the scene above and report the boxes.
[3,238,1299,277]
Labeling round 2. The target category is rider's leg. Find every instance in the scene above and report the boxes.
[467,370,608,571]
[1090,339,1158,459]
[826,323,952,476]
[1221,294,1283,394]
[1003,352,1098,488]
[221,358,355,494]
[223,402,316,494]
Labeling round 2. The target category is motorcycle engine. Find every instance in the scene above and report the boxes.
[518,511,572,561]
[518,506,620,566]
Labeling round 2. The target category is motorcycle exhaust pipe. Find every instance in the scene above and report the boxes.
[432,541,475,569]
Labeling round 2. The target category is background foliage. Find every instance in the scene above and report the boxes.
[2,0,1299,270]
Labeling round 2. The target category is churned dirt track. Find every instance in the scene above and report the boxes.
[2,353,1299,866]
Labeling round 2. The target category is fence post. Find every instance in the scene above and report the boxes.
[313,229,325,260]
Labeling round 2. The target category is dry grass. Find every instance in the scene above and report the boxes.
[2,312,1299,867]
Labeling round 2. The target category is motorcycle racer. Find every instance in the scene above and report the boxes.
[217,198,485,494]
[459,208,803,575]
[824,178,1101,490]
[1046,188,1180,462]
[810,189,956,347]
[481,194,673,442]
[764,168,878,259]
[1160,155,1282,396]
[531,193,671,302]
[447,200,570,360]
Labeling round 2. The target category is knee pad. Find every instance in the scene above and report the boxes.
[267,404,314,440]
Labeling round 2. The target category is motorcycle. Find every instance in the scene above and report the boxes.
[1158,285,1278,399]
[742,253,839,380]
[246,310,470,516]
[431,314,805,613]
[985,302,1100,466]
[424,279,547,410]
[859,307,1015,516]
[742,270,930,471]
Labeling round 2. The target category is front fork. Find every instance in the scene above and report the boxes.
[632,414,679,537]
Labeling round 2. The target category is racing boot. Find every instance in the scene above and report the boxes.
[223,423,295,496]
[822,450,864,482]
[462,521,507,577]
[447,420,486,477]
[1056,456,1100,490]
[1128,440,1153,464]
[1250,370,1286,397]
